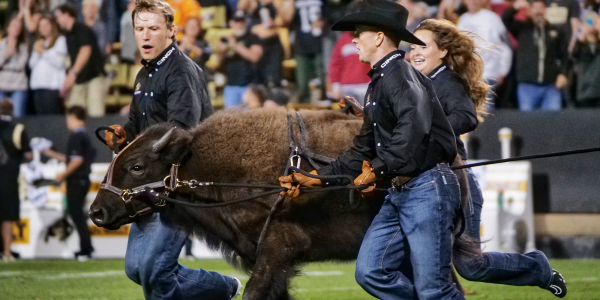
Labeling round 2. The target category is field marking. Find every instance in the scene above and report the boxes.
[41,270,125,279]
[0,270,125,279]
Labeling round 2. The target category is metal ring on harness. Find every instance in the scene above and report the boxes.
[290,147,301,169]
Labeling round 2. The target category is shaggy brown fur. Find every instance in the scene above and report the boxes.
[90,108,478,300]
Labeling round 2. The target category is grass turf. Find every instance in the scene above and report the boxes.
[0,259,597,299]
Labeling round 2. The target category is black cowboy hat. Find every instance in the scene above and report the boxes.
[331,0,425,46]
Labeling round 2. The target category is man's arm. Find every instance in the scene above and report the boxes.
[231,37,263,63]
[275,0,295,26]
[123,95,140,141]
[569,17,580,52]
[60,45,92,97]
[318,110,376,183]
[55,157,83,183]
[42,148,67,162]
[166,70,211,129]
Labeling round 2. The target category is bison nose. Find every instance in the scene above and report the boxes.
[89,206,107,226]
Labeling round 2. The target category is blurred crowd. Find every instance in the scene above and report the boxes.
[0,0,599,118]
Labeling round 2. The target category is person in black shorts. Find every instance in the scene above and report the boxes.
[43,106,96,261]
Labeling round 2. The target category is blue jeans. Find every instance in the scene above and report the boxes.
[517,83,562,111]
[223,85,247,109]
[355,164,464,300]
[452,168,553,288]
[0,90,28,118]
[125,213,238,300]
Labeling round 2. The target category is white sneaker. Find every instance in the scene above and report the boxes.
[230,277,243,299]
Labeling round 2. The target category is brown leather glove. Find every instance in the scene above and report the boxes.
[354,160,376,193]
[279,170,321,197]
[338,96,364,117]
[105,125,126,152]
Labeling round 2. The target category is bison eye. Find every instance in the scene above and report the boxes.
[132,165,143,172]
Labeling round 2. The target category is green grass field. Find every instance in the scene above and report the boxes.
[0,259,598,299]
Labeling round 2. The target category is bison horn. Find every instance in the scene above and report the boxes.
[152,127,176,152]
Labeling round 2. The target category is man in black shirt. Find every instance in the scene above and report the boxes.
[279,0,464,299]
[43,106,96,261]
[103,0,240,299]
[55,4,107,117]
[503,0,569,111]
[215,10,263,109]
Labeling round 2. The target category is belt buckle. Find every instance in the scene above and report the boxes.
[391,177,400,189]
[391,176,411,189]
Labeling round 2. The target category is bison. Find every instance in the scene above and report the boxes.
[89,108,476,300]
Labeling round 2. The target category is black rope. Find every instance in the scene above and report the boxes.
[452,146,600,170]
[95,126,121,155]
[257,114,296,253]
[149,187,285,208]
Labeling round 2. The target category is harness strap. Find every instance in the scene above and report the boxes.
[295,112,335,168]
[100,183,125,195]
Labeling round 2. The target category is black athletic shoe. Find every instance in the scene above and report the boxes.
[546,269,567,298]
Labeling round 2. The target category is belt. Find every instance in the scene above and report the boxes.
[391,176,411,188]
[391,162,447,189]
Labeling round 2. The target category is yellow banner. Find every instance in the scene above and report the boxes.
[89,224,130,237]
[12,219,29,244]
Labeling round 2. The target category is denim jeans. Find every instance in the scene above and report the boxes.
[355,164,464,300]
[223,85,247,109]
[0,90,28,118]
[452,168,553,288]
[125,213,238,300]
[517,83,562,111]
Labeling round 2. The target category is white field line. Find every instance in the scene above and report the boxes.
[0,270,125,279]
[303,271,344,276]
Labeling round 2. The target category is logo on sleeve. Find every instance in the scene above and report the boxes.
[134,82,141,95]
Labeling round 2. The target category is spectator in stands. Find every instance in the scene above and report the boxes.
[397,0,429,53]
[29,15,67,115]
[239,0,284,87]
[572,14,600,107]
[327,31,371,104]
[55,3,107,117]
[545,0,580,51]
[458,0,512,108]
[503,0,568,111]
[0,99,31,262]
[120,0,137,64]
[215,11,263,108]
[82,0,110,56]
[0,14,29,118]
[42,106,96,261]
[168,0,201,38]
[178,16,212,74]
[263,86,290,108]
[279,0,326,103]
[19,0,46,34]
[242,83,268,108]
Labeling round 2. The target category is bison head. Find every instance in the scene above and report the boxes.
[89,125,193,229]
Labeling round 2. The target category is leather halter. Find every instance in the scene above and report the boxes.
[99,135,180,219]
